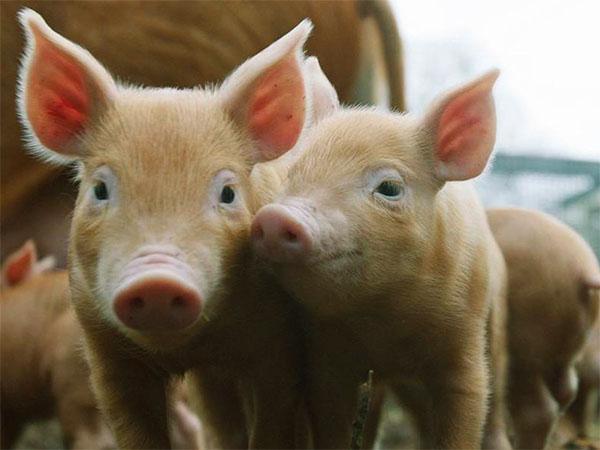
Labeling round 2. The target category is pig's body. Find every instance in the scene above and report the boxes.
[0,270,115,449]
[1,0,405,267]
[252,79,511,448]
[487,207,600,449]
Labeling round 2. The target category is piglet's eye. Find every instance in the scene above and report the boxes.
[220,185,235,204]
[94,181,109,201]
[375,180,403,199]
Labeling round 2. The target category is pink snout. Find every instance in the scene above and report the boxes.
[251,204,312,263]
[114,275,201,331]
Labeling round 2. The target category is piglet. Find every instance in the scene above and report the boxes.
[487,207,600,449]
[17,9,315,449]
[1,242,204,449]
[1,241,114,449]
[251,70,511,448]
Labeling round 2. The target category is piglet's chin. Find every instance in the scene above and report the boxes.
[112,255,202,332]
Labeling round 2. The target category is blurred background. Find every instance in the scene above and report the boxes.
[390,0,600,259]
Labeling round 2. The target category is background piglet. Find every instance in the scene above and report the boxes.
[16,9,315,449]
[1,241,204,450]
[1,241,114,449]
[487,207,600,449]
[251,70,510,448]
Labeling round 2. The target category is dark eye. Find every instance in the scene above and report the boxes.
[375,180,403,198]
[93,181,109,201]
[220,185,235,204]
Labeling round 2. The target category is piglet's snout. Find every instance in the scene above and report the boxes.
[251,204,312,263]
[113,253,201,331]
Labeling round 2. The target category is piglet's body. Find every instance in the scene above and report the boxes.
[252,72,510,448]
[487,207,600,449]
[17,9,316,448]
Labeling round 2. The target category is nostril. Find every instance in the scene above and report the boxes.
[285,230,298,242]
[255,226,265,240]
[131,297,145,309]
[171,296,186,308]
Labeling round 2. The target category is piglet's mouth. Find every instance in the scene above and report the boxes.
[112,252,202,332]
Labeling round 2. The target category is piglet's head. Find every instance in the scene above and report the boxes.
[252,70,499,314]
[18,8,312,346]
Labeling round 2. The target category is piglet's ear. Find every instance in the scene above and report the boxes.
[2,240,37,288]
[220,20,312,162]
[305,57,339,124]
[1,240,57,289]
[422,69,499,181]
[17,8,116,163]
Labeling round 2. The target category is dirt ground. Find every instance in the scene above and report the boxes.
[15,394,600,449]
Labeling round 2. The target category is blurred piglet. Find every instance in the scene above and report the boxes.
[1,241,203,449]
[251,70,511,448]
[17,9,316,448]
[487,208,600,448]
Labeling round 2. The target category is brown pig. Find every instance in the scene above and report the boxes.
[251,69,511,448]
[1,0,406,268]
[16,9,319,449]
[486,207,600,449]
[1,242,204,450]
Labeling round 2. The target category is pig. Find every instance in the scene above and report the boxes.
[1,0,406,268]
[16,8,319,449]
[486,207,600,449]
[1,241,204,449]
[251,69,511,449]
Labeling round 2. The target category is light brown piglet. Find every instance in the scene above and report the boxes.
[1,242,204,450]
[1,242,114,449]
[16,9,317,449]
[487,207,600,449]
[251,71,511,448]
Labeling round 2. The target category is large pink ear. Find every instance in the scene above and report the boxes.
[220,20,312,162]
[305,57,340,124]
[422,69,500,181]
[17,8,116,163]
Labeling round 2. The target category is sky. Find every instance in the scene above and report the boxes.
[389,0,600,161]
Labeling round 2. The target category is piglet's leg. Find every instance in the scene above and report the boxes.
[86,339,171,449]
[426,361,489,449]
[246,362,305,449]
[509,369,557,450]
[187,368,247,449]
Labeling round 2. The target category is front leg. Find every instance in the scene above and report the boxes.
[187,367,248,449]
[86,338,171,449]
[307,365,363,449]
[245,359,306,449]
[426,361,489,449]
